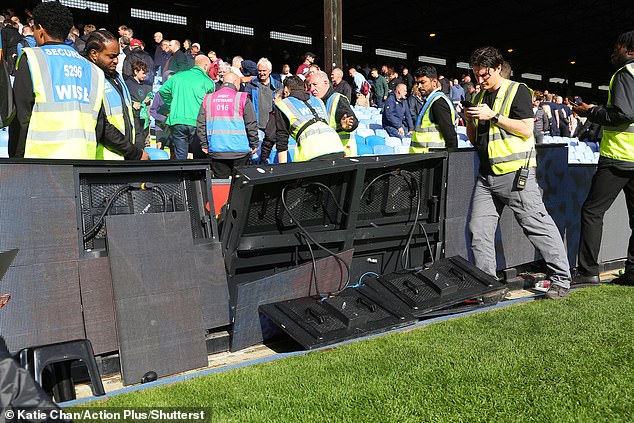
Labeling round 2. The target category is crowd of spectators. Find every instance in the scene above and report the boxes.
[1,6,602,155]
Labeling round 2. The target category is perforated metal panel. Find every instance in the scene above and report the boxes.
[106,212,207,386]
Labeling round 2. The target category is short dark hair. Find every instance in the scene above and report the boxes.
[470,46,504,68]
[132,60,148,73]
[616,30,634,51]
[283,75,305,92]
[414,65,438,79]
[32,1,74,41]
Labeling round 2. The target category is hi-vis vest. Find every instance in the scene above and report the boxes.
[203,86,250,153]
[276,96,344,161]
[410,90,456,153]
[472,79,536,175]
[600,63,634,162]
[22,45,104,159]
[98,75,135,160]
[325,92,357,157]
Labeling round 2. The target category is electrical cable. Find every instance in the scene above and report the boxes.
[419,223,435,265]
[281,184,351,297]
[152,186,168,212]
[399,171,422,269]
[83,182,168,243]
[360,171,397,200]
[83,185,132,242]
[303,182,348,216]
[298,232,321,297]
[350,271,380,288]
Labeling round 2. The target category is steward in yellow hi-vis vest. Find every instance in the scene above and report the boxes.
[276,96,344,161]
[8,6,146,160]
[471,78,536,174]
[465,46,571,299]
[22,44,104,159]
[325,92,358,156]
[98,75,135,160]
[574,31,634,284]
[599,62,634,161]
[308,71,359,157]
[410,90,456,153]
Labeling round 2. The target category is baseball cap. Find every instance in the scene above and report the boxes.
[241,60,257,77]
[130,39,142,48]
[192,43,201,49]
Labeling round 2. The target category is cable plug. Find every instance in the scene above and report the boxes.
[128,182,157,190]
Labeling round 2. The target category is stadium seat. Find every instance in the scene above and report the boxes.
[144,147,170,160]
[373,144,394,155]
[365,135,386,147]
[374,129,388,138]
[356,128,375,139]
[385,137,401,148]
[357,143,374,155]
[394,145,410,154]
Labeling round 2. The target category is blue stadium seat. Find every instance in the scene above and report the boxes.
[366,135,386,147]
[385,137,401,148]
[144,147,170,160]
[374,129,388,138]
[357,143,374,155]
[356,128,375,139]
[373,144,394,155]
[394,145,410,154]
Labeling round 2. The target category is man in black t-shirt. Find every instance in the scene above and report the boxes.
[464,46,571,299]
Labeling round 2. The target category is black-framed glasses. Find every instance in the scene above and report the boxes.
[472,68,492,81]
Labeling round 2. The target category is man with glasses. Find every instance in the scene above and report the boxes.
[410,65,457,153]
[464,46,571,299]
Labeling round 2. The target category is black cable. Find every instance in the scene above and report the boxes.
[83,185,131,242]
[303,182,348,216]
[360,171,397,200]
[281,184,351,297]
[152,186,168,212]
[419,223,435,265]
[298,232,322,297]
[399,171,422,269]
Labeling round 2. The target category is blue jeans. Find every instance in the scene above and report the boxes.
[169,124,204,160]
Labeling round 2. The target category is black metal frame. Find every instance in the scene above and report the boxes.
[73,163,216,258]
[220,152,448,292]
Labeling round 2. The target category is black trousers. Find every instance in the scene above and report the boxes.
[211,155,250,179]
[578,164,634,275]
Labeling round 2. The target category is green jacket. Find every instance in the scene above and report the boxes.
[159,66,215,127]
[374,75,389,99]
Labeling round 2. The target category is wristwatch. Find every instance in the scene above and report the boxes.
[491,113,500,124]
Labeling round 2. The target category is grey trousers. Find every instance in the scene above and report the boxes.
[469,169,571,288]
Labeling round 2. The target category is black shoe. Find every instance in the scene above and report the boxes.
[613,272,634,286]
[572,273,601,286]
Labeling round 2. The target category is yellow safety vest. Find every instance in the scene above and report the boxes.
[410,91,456,153]
[599,63,634,162]
[276,96,344,162]
[22,45,104,159]
[97,76,136,160]
[472,79,536,175]
[325,92,357,157]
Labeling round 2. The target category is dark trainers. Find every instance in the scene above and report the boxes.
[572,272,601,286]
[545,284,570,299]
[613,271,634,286]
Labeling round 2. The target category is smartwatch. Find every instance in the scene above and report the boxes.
[491,113,500,124]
